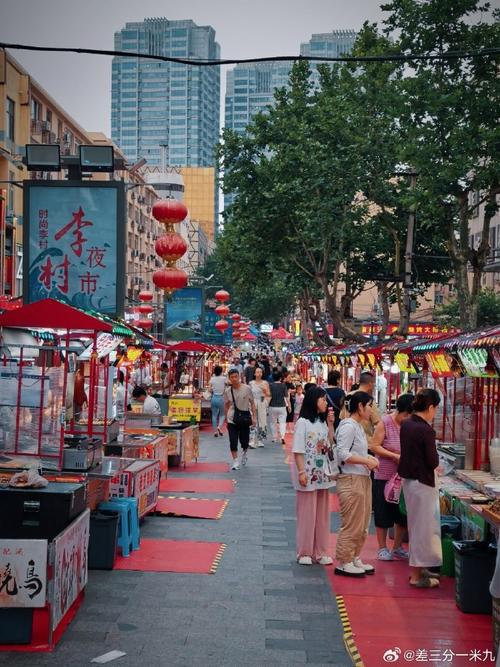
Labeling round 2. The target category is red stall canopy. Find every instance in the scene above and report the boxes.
[0,298,114,332]
[166,341,213,353]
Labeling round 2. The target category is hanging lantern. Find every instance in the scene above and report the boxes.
[215,304,230,317]
[215,319,229,333]
[215,289,230,303]
[155,233,188,264]
[232,321,240,331]
[138,290,153,302]
[153,267,188,296]
[138,318,153,330]
[152,199,188,227]
[231,313,241,321]
[138,304,153,315]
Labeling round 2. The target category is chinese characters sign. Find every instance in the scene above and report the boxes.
[51,509,89,630]
[361,324,460,337]
[0,539,47,608]
[25,183,124,315]
[168,397,201,421]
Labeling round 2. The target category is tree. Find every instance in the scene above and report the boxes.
[382,0,500,330]
[435,289,500,327]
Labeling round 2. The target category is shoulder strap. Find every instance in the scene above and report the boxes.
[230,386,237,408]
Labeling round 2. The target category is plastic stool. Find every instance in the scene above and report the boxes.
[98,501,133,557]
[114,497,140,551]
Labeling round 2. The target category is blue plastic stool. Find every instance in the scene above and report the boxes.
[114,497,140,551]
[98,500,133,557]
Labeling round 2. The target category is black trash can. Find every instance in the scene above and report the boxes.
[453,540,497,613]
[88,510,119,570]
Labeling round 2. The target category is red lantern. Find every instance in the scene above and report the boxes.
[138,318,153,330]
[215,319,229,332]
[215,289,230,303]
[138,290,153,302]
[231,313,241,321]
[155,233,188,263]
[152,199,188,225]
[138,304,153,315]
[215,304,229,317]
[232,321,240,330]
[152,267,188,295]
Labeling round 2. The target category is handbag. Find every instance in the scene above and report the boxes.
[325,444,340,479]
[202,389,212,401]
[384,472,402,504]
[231,387,252,427]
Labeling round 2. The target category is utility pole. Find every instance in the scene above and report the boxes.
[401,170,418,337]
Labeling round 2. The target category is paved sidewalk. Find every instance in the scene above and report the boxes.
[1,431,351,667]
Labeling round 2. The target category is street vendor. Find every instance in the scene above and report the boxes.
[132,386,161,416]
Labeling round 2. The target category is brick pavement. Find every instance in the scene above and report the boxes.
[0,430,352,667]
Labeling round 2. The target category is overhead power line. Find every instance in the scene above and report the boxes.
[1,42,499,66]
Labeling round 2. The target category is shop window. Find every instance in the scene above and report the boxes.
[6,97,15,140]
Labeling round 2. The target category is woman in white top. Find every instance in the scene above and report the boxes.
[335,391,379,577]
[292,386,336,566]
[249,366,271,447]
[209,366,227,436]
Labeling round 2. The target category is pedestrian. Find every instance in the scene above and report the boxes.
[224,368,257,470]
[160,362,169,397]
[293,383,304,423]
[324,370,345,430]
[243,357,256,384]
[208,365,227,437]
[340,371,381,447]
[132,386,162,416]
[268,370,290,444]
[179,366,190,392]
[293,386,336,565]
[283,370,296,433]
[370,393,414,561]
[249,366,271,447]
[335,391,379,577]
[398,388,442,589]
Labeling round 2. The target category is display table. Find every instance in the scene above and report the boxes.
[104,457,160,519]
[156,423,200,467]
[0,509,90,651]
[105,431,170,479]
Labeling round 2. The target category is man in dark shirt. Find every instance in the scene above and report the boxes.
[243,358,256,385]
[268,371,290,444]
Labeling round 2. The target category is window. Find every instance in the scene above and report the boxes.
[6,98,15,140]
[46,109,52,129]
[31,98,42,120]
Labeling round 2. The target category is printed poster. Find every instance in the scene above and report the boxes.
[25,183,124,314]
[51,509,90,630]
[165,287,203,341]
[0,539,47,608]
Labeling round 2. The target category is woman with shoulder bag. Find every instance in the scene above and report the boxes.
[335,391,379,577]
[209,365,227,437]
[293,386,338,566]
[370,393,414,561]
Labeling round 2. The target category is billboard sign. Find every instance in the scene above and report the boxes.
[24,181,125,316]
[165,287,203,341]
[204,308,233,345]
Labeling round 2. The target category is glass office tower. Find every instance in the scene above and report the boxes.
[111,18,220,168]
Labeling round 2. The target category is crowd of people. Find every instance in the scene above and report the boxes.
[207,355,443,590]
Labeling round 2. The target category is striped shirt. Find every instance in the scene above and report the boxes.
[374,414,401,481]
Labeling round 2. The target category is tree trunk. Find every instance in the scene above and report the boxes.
[316,274,364,343]
[377,282,391,339]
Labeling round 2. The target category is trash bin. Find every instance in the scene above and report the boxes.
[0,608,33,644]
[89,510,119,570]
[441,515,461,539]
[441,534,455,576]
[453,540,497,613]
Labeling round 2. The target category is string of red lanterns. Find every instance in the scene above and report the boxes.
[137,289,154,330]
[214,289,230,333]
[151,199,189,298]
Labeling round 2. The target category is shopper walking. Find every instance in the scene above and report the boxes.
[224,369,257,470]
[370,393,414,561]
[268,371,290,444]
[243,358,256,385]
[335,392,379,577]
[283,370,296,433]
[208,365,227,437]
[293,383,304,423]
[249,367,271,447]
[398,388,442,588]
[293,386,336,565]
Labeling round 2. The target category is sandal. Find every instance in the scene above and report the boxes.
[409,576,440,589]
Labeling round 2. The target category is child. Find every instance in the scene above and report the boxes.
[293,384,304,423]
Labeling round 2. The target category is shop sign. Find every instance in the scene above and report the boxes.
[168,397,201,421]
[361,324,459,337]
[51,509,90,631]
[394,352,417,374]
[79,334,124,360]
[426,353,455,378]
[458,348,498,378]
[24,181,125,315]
[134,461,160,518]
[0,539,47,608]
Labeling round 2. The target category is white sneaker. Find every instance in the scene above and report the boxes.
[316,556,333,565]
[334,561,366,577]
[353,557,375,574]
[377,548,394,561]
[231,460,240,470]
[297,556,313,565]
[248,443,257,449]
[257,442,265,448]
[241,450,248,466]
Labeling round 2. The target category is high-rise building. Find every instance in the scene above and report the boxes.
[300,29,358,61]
[111,18,220,169]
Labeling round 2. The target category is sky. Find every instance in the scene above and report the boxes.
[0,0,387,136]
